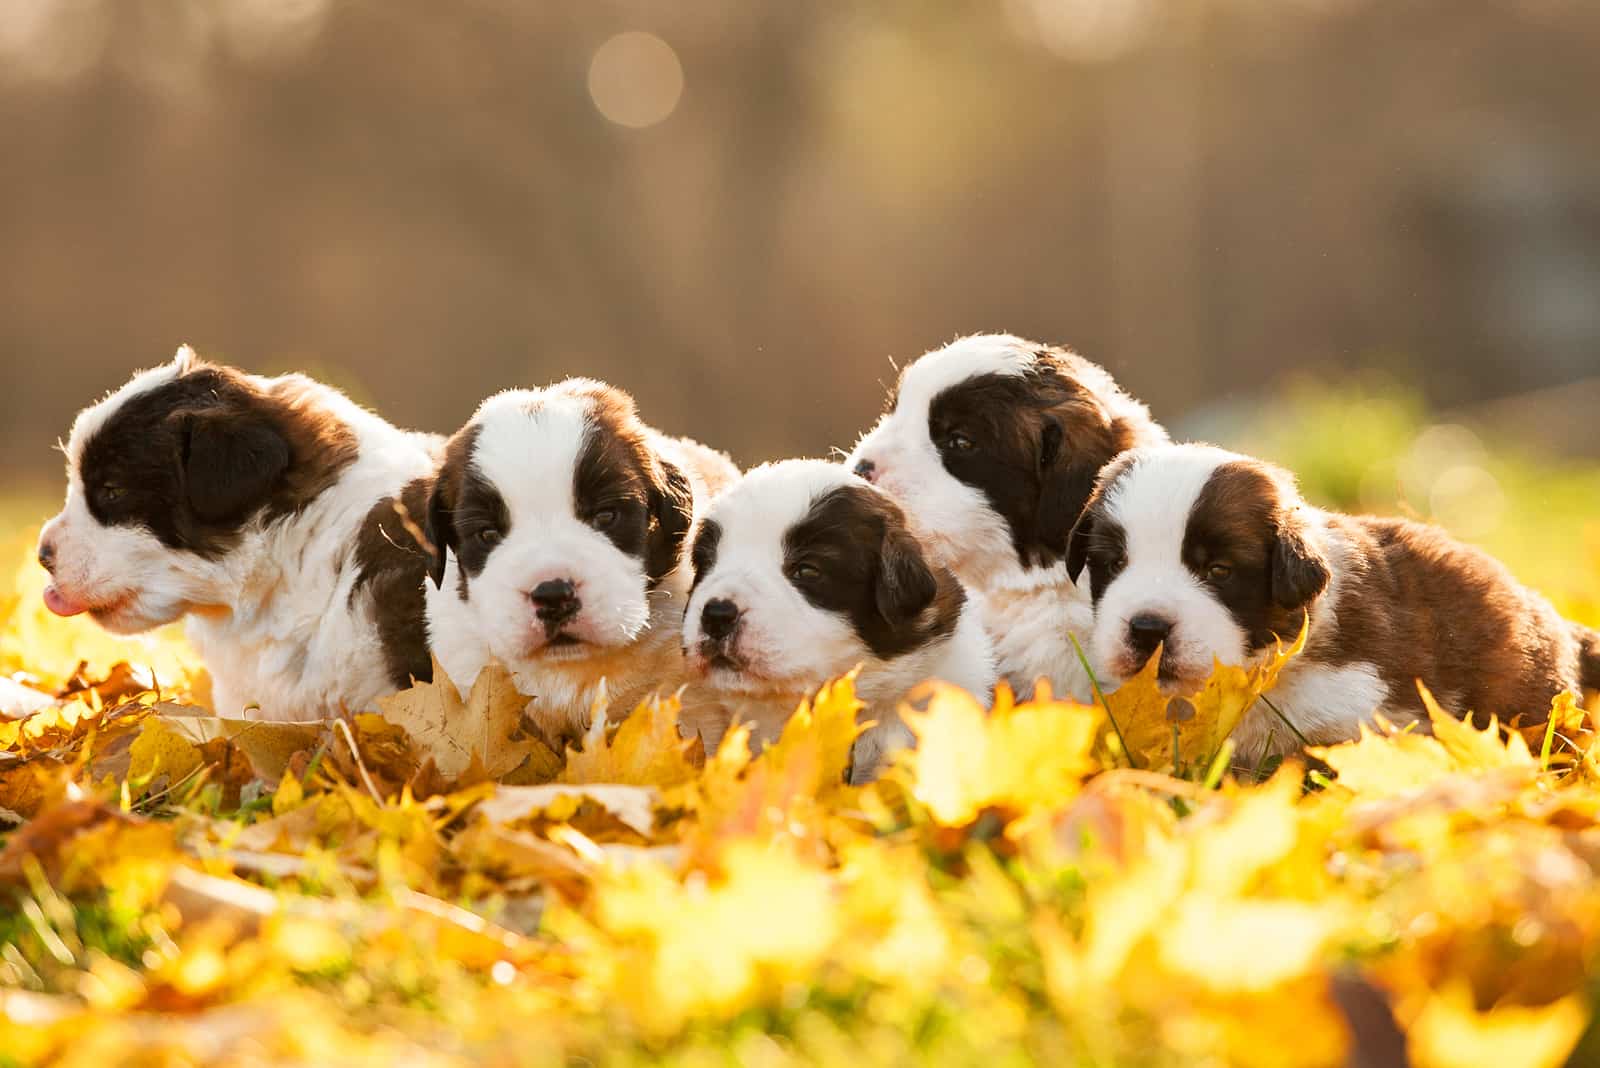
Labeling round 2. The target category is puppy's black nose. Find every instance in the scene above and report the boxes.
[701,598,741,641]
[852,458,876,482]
[1127,613,1174,654]
[37,539,56,574]
[530,579,581,624]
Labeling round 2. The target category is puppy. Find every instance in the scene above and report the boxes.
[38,346,442,719]
[423,379,737,747]
[680,459,997,778]
[1065,443,1600,758]
[848,333,1166,700]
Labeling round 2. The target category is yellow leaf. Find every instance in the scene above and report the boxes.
[587,840,837,1034]
[1160,895,1341,993]
[1312,693,1541,798]
[126,717,203,788]
[560,692,702,789]
[157,708,325,783]
[377,659,554,782]
[271,768,305,816]
[1420,683,1535,770]
[475,783,659,838]
[902,681,1100,830]
[756,673,862,801]
[1103,618,1309,771]
[1409,986,1588,1068]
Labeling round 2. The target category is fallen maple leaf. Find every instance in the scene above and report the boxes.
[127,717,204,791]
[377,659,557,783]
[899,680,1100,831]
[1100,618,1308,772]
[1312,683,1540,798]
[560,692,702,789]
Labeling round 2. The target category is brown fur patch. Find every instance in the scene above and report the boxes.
[351,475,437,688]
[1313,514,1584,725]
[782,484,964,659]
[77,358,359,559]
[569,382,695,586]
[926,345,1163,568]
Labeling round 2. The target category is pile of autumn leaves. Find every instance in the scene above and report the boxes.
[3,548,1600,1067]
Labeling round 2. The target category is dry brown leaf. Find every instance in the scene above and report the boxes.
[378,659,556,782]
[475,783,660,838]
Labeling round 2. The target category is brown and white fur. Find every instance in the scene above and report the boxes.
[37,346,443,719]
[847,334,1167,701]
[422,379,738,749]
[681,459,996,780]
[1066,443,1600,758]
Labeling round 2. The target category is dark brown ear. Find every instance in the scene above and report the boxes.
[875,525,938,627]
[422,474,456,588]
[181,412,289,523]
[645,456,694,584]
[1034,417,1107,564]
[1271,511,1330,611]
[1065,507,1096,585]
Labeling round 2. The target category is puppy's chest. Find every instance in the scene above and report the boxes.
[977,584,1093,701]
[190,610,390,719]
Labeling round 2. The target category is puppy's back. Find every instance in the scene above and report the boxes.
[1324,513,1581,723]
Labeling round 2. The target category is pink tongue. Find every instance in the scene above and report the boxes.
[43,584,89,617]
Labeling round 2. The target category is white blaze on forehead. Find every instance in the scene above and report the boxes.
[888,333,1035,419]
[706,458,858,557]
[1103,444,1238,561]
[65,348,193,470]
[467,389,593,517]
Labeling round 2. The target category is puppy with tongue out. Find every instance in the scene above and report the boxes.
[38,346,442,720]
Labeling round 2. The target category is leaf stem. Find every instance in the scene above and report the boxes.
[1068,632,1138,769]
[1257,694,1312,751]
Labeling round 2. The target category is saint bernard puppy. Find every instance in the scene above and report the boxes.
[1066,443,1600,758]
[680,459,997,780]
[423,379,738,748]
[847,334,1167,701]
[38,346,442,719]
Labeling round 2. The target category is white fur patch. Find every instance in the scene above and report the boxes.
[425,384,701,739]
[1231,661,1394,763]
[845,333,1158,701]
[1087,445,1252,688]
[681,458,996,778]
[42,348,439,720]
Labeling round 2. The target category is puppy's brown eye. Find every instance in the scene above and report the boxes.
[787,561,821,583]
[591,508,619,531]
[1208,563,1233,582]
[99,484,126,504]
[476,528,502,547]
[943,431,975,452]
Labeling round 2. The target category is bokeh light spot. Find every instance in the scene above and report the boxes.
[588,31,683,130]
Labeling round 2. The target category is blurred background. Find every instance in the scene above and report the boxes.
[1,0,1597,606]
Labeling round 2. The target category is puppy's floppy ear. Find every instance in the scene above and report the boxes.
[645,456,695,583]
[422,475,456,588]
[875,525,939,627]
[1271,509,1330,611]
[1033,415,1110,565]
[1064,507,1096,586]
[180,411,289,523]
